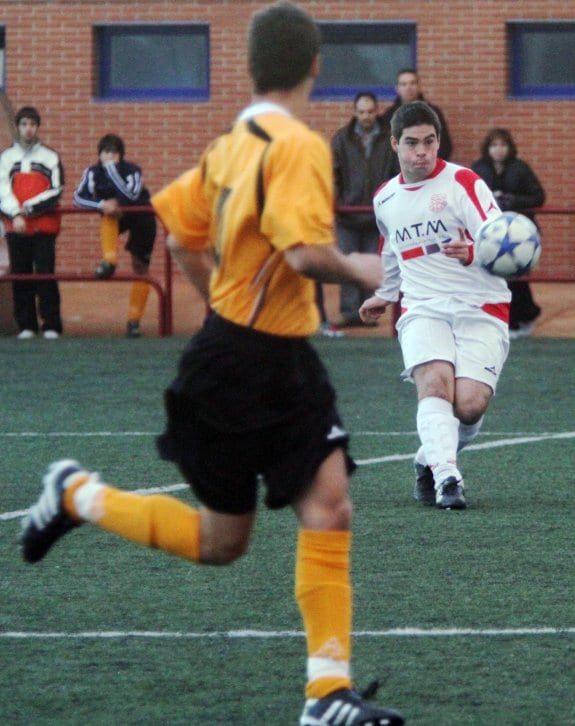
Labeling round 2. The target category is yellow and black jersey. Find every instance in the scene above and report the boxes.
[152,102,335,337]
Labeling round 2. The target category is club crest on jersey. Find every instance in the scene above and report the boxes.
[429,193,448,213]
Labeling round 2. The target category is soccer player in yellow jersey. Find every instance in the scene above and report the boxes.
[20,3,404,724]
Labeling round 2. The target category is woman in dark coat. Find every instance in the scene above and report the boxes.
[472,128,545,337]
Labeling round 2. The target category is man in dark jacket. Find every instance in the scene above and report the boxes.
[379,68,453,178]
[331,92,394,327]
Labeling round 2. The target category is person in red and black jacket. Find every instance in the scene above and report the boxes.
[0,106,64,339]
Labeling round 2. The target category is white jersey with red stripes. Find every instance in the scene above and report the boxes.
[373,159,511,306]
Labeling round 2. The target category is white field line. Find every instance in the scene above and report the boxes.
[0,430,569,438]
[0,431,155,438]
[355,431,575,466]
[1,627,574,640]
[2,430,573,522]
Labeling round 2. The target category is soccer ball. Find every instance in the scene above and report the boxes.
[475,212,542,279]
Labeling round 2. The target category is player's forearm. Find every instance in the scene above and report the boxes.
[285,243,379,287]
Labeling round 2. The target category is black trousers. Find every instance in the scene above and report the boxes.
[6,232,63,333]
[508,280,541,329]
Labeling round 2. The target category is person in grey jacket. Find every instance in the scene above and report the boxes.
[331,92,394,327]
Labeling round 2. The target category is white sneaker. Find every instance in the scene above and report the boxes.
[43,330,60,340]
[17,329,36,340]
[318,322,345,338]
[435,477,467,510]
[20,459,86,563]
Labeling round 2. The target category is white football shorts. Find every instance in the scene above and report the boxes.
[396,296,510,392]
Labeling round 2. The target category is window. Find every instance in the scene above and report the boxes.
[313,22,416,100]
[508,21,575,99]
[95,23,209,101]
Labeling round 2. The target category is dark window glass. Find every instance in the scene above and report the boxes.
[509,22,575,99]
[95,24,209,101]
[314,22,416,100]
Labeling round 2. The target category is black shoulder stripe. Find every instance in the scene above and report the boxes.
[247,120,272,219]
[247,119,272,143]
[256,148,270,219]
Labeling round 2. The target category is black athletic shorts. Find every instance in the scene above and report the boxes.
[157,312,355,514]
[120,211,157,265]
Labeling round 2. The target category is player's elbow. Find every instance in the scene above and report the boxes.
[284,243,315,276]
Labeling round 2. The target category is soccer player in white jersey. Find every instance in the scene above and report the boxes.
[360,101,510,510]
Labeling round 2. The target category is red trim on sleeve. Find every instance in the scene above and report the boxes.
[454,168,488,221]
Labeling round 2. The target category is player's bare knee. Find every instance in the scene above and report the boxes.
[455,394,490,424]
[456,407,483,426]
[330,497,352,530]
[299,494,352,531]
[200,538,249,565]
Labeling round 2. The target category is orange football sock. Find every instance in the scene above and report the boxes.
[66,481,200,561]
[295,529,353,699]
[128,281,150,322]
[100,216,119,265]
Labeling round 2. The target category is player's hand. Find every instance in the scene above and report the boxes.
[443,239,471,265]
[347,252,383,292]
[359,295,390,323]
[100,198,122,218]
[13,214,27,233]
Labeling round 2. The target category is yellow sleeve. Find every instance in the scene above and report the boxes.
[151,166,211,250]
[261,131,334,252]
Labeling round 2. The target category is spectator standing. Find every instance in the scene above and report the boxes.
[331,92,394,327]
[73,134,157,338]
[21,4,403,725]
[315,282,344,338]
[0,106,64,339]
[360,102,510,511]
[379,68,453,178]
[471,128,545,338]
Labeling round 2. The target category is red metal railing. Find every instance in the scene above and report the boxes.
[336,205,575,333]
[336,204,575,282]
[0,205,173,336]
[2,205,573,337]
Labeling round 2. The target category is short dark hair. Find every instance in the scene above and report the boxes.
[248,1,321,93]
[391,101,441,141]
[395,68,418,82]
[480,128,517,162]
[15,106,41,126]
[353,91,377,107]
[97,134,125,159]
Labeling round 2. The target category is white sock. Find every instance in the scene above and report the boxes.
[458,416,484,452]
[72,475,105,521]
[416,396,461,484]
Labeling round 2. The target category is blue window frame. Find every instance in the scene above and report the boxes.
[0,27,5,87]
[95,23,209,101]
[313,22,416,101]
[508,21,575,99]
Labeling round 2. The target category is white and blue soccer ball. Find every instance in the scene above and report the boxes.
[475,211,542,279]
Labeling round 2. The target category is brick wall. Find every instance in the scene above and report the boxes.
[2,0,574,279]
